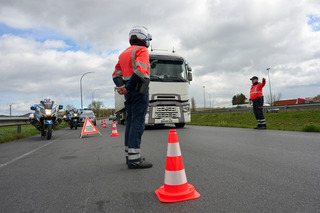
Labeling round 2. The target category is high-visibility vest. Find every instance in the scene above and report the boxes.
[250,82,265,100]
[112,45,150,80]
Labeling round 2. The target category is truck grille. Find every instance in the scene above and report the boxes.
[155,112,179,118]
[154,106,179,119]
[155,106,177,112]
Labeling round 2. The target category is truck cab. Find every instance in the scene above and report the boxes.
[115,50,192,128]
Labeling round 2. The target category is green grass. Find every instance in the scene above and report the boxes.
[188,109,320,132]
[0,122,69,144]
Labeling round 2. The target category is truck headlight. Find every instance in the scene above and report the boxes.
[45,109,52,116]
[183,105,190,112]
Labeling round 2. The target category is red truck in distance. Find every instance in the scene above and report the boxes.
[274,98,311,106]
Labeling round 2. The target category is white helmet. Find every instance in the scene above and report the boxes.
[129,26,152,48]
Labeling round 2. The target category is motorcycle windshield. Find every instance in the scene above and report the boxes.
[40,100,54,109]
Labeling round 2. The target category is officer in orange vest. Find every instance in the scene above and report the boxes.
[112,26,152,169]
[249,76,267,129]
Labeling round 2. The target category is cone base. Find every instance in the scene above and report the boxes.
[102,126,107,128]
[110,133,120,137]
[155,183,200,203]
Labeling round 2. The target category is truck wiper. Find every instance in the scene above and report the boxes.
[150,75,164,81]
[167,77,187,82]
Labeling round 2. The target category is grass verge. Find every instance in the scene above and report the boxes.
[188,109,320,132]
[0,122,69,144]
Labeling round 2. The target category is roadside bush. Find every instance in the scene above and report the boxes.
[302,122,320,132]
[218,120,228,127]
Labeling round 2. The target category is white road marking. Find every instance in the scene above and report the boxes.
[0,131,76,169]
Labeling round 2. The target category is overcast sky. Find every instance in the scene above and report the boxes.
[1,0,320,115]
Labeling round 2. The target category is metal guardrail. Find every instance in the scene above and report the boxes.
[192,103,320,114]
[0,117,30,133]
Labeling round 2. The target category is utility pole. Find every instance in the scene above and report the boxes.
[9,103,14,116]
[92,89,100,103]
[80,72,94,108]
[267,68,273,106]
[209,94,212,112]
[203,86,206,110]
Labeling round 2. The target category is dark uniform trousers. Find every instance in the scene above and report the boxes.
[252,96,266,127]
[124,90,149,163]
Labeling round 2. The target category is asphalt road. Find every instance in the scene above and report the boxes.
[0,122,319,213]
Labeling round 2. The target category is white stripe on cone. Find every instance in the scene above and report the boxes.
[164,169,188,185]
[167,143,182,157]
[112,123,118,133]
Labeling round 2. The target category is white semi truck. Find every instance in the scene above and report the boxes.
[115,50,192,128]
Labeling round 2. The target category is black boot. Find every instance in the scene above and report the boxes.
[261,124,267,129]
[254,124,263,130]
[126,156,145,165]
[128,159,153,169]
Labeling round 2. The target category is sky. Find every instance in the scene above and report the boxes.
[0,0,320,115]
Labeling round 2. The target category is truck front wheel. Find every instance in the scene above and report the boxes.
[175,123,185,128]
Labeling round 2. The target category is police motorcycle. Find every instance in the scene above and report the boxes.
[65,108,80,129]
[29,99,63,140]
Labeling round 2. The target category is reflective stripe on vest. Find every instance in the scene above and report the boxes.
[131,47,150,79]
[250,84,263,94]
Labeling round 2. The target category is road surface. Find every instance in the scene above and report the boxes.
[0,123,319,212]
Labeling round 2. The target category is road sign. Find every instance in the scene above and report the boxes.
[80,117,102,138]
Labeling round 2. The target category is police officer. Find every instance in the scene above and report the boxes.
[249,76,267,129]
[112,26,152,169]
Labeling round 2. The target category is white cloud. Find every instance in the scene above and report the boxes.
[1,0,320,115]
[0,34,117,115]
[43,40,70,49]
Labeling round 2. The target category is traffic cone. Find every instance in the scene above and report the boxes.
[155,129,200,203]
[110,121,119,137]
[102,121,107,129]
[100,120,103,125]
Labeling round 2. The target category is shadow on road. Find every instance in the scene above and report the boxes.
[145,124,182,131]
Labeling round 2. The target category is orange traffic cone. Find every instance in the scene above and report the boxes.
[155,129,200,203]
[102,121,107,129]
[110,121,119,137]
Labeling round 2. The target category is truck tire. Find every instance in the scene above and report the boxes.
[116,113,121,124]
[175,123,185,128]
[117,111,126,125]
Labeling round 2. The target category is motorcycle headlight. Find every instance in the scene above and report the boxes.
[74,113,78,117]
[45,109,52,116]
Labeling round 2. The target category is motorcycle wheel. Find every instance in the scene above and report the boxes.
[75,122,78,130]
[47,124,53,140]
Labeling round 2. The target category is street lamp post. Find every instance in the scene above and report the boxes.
[92,89,100,103]
[80,72,94,108]
[266,68,272,106]
[203,86,206,110]
[9,103,14,117]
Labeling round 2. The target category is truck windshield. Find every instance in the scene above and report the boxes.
[81,111,94,116]
[150,60,188,82]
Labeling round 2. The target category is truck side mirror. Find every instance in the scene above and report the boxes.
[188,71,193,81]
[59,105,63,110]
[187,65,192,72]
[30,105,36,110]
